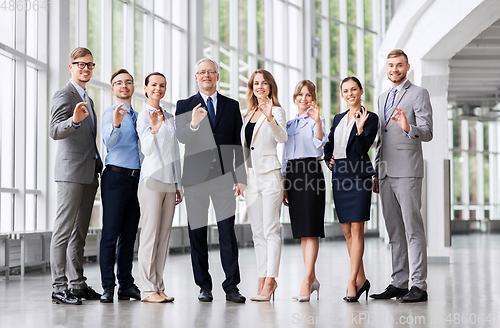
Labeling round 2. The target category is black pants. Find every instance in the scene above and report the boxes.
[99,167,140,290]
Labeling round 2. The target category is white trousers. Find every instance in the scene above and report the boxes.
[137,177,176,299]
[245,168,283,278]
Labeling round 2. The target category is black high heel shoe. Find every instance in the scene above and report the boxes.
[343,280,370,302]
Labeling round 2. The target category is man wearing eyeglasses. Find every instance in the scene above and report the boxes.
[175,58,247,303]
[49,47,103,305]
[98,69,142,303]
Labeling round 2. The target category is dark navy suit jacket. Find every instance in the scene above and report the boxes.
[175,91,246,187]
[324,110,378,179]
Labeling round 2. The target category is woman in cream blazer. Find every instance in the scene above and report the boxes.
[241,70,287,302]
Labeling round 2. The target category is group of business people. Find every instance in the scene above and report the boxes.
[48,46,431,306]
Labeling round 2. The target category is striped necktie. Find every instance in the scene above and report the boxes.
[384,88,397,122]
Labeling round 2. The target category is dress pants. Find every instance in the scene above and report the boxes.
[137,177,176,299]
[379,176,428,291]
[245,168,283,278]
[50,176,99,292]
[99,167,140,290]
[184,172,240,293]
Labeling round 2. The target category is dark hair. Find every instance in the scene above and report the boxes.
[69,47,92,62]
[245,70,281,117]
[387,49,409,63]
[144,72,166,98]
[110,68,134,84]
[340,76,363,90]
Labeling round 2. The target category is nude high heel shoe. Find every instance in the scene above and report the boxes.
[252,281,278,302]
[293,279,320,302]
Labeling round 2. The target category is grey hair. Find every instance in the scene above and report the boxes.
[195,58,219,73]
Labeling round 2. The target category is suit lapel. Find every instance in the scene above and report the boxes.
[393,79,412,109]
[250,112,267,147]
[214,92,226,128]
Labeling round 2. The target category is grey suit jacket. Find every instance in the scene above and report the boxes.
[49,82,103,184]
[374,80,433,179]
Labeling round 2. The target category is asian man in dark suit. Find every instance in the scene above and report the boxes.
[370,49,433,303]
[175,58,247,303]
[49,47,103,305]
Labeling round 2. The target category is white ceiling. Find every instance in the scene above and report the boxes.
[448,18,500,109]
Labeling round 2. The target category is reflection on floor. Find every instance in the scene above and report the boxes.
[0,234,499,328]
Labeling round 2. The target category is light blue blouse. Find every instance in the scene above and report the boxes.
[281,113,328,176]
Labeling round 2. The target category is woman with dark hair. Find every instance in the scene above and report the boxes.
[324,76,378,302]
[136,72,183,303]
[282,80,327,302]
[242,69,287,301]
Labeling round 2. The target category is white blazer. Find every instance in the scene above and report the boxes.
[241,106,288,175]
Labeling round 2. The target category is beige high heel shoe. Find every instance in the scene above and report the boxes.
[292,279,320,302]
[251,281,278,302]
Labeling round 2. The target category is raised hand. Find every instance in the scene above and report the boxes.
[258,97,274,121]
[113,103,128,127]
[306,101,321,123]
[148,108,164,134]
[191,103,207,128]
[73,102,90,124]
[354,106,369,134]
[391,107,410,132]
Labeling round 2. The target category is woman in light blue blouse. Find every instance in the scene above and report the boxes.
[282,80,327,302]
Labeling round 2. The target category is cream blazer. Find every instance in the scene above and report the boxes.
[241,106,288,175]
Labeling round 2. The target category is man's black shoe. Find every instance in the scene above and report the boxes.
[70,286,102,300]
[100,287,115,303]
[52,290,82,305]
[369,285,409,299]
[118,285,141,300]
[198,288,213,302]
[399,286,428,302]
[225,287,246,303]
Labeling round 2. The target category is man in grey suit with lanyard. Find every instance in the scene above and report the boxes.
[49,47,103,305]
[370,49,433,303]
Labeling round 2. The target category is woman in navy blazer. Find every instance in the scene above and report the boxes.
[324,77,378,302]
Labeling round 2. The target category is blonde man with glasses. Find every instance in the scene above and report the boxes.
[49,47,103,305]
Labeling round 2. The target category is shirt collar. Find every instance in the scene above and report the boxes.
[69,79,86,97]
[199,91,218,104]
[296,112,310,120]
[146,104,162,112]
[391,78,408,94]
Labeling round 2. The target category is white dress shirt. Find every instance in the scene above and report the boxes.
[333,113,355,160]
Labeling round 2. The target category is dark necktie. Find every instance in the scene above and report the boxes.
[83,91,95,127]
[130,108,137,127]
[207,96,215,125]
[384,88,397,122]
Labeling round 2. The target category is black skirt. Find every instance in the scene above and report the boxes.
[332,177,372,223]
[285,158,325,238]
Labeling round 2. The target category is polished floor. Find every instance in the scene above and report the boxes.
[0,234,499,328]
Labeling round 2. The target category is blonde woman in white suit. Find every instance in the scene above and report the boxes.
[242,70,288,301]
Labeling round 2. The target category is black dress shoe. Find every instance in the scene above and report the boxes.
[52,290,82,305]
[70,286,102,300]
[118,285,141,300]
[100,287,115,303]
[399,286,428,302]
[225,287,246,303]
[369,285,408,299]
[344,279,371,302]
[198,288,213,302]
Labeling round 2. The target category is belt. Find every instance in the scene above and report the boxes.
[107,165,140,177]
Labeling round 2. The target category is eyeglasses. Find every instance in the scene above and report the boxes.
[113,81,134,87]
[72,62,96,70]
[196,70,218,76]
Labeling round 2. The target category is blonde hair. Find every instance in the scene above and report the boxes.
[245,70,281,117]
[293,80,317,103]
[69,47,92,62]
[387,49,408,63]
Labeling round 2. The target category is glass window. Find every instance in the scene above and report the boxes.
[0,10,14,47]
[171,28,183,104]
[219,46,231,96]
[330,80,339,119]
[330,21,340,77]
[239,0,248,51]
[239,54,250,109]
[88,0,102,79]
[154,19,166,76]
[134,10,146,86]
[347,27,357,76]
[484,154,490,203]
[0,55,14,189]
[112,0,125,73]
[347,0,356,24]
[453,152,462,204]
[452,120,461,149]
[288,5,302,68]
[154,0,166,19]
[469,121,477,150]
[364,32,373,85]
[26,9,38,58]
[219,0,230,44]
[469,153,477,204]
[364,0,373,30]
[330,0,339,19]
[274,0,286,63]
[25,194,37,231]
[315,0,322,15]
[316,77,323,109]
[26,67,38,191]
[1,194,14,233]
[316,18,322,74]
[172,0,182,27]
[484,123,489,151]
[204,0,211,38]
[257,0,265,56]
